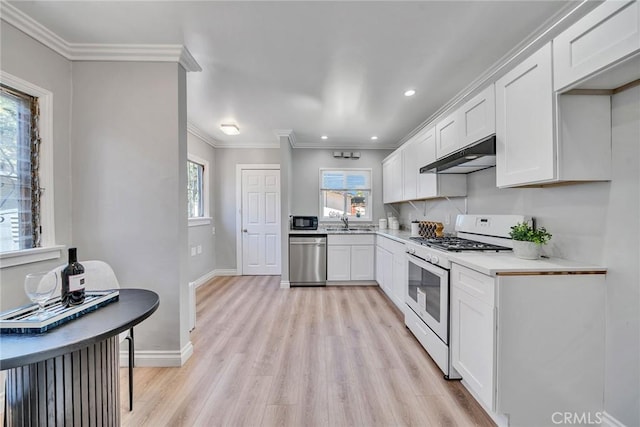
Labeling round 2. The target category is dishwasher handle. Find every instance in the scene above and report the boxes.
[289,241,326,246]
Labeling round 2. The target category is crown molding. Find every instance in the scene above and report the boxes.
[274,129,296,148]
[187,122,219,148]
[1,0,70,57]
[291,141,396,150]
[215,141,281,149]
[0,1,201,72]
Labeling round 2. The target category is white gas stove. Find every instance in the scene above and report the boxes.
[404,214,530,379]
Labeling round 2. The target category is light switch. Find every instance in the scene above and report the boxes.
[211,227,216,235]
[197,245,202,254]
[191,247,196,256]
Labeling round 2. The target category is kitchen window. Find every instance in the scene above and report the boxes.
[319,168,372,221]
[0,73,60,268]
[187,154,211,226]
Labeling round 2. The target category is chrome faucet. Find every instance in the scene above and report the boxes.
[341,214,349,229]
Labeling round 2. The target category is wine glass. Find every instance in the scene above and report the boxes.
[24,271,58,320]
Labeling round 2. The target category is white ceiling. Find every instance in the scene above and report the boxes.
[9,1,579,149]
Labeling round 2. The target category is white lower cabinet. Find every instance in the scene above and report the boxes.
[450,263,606,426]
[327,245,351,281]
[327,234,374,282]
[451,277,495,411]
[376,235,406,311]
[350,245,375,281]
[375,245,392,295]
[391,248,406,310]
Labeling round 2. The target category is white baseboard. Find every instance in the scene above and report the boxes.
[190,269,217,289]
[213,268,237,277]
[602,412,627,427]
[280,280,290,288]
[120,341,194,367]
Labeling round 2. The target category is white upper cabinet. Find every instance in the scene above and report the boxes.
[496,42,612,188]
[382,152,403,204]
[402,136,419,201]
[435,84,496,160]
[496,43,555,187]
[383,126,467,203]
[459,84,495,147]
[553,0,640,91]
[435,109,461,159]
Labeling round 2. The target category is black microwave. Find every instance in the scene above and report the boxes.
[292,216,318,230]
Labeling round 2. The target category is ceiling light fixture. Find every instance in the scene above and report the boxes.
[371,136,378,140]
[220,123,240,135]
[321,135,328,140]
[404,89,416,97]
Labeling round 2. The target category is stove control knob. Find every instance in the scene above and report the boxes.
[424,254,432,262]
[431,255,439,264]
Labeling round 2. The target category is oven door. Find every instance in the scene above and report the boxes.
[406,253,449,344]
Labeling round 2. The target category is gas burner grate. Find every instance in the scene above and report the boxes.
[410,236,511,252]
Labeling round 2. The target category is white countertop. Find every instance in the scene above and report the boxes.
[445,252,606,276]
[289,227,606,275]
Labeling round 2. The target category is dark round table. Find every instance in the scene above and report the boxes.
[0,288,159,426]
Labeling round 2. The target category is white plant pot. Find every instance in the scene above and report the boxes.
[512,240,542,260]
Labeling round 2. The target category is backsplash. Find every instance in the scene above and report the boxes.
[387,197,467,235]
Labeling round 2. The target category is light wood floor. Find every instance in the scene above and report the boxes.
[119,275,495,426]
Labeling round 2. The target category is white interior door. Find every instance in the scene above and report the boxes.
[241,169,281,275]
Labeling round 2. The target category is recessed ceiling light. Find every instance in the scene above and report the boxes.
[404,89,416,97]
[371,136,378,140]
[220,123,240,135]
[321,135,328,140]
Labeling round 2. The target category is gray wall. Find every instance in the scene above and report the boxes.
[71,61,191,359]
[187,132,216,282]
[391,88,639,425]
[214,147,280,270]
[291,149,392,222]
[0,23,73,309]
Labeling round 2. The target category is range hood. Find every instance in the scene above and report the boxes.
[420,134,496,174]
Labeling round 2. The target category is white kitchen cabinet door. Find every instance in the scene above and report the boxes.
[553,0,640,91]
[402,138,418,201]
[327,245,351,281]
[350,245,374,281]
[451,284,495,411]
[391,248,407,311]
[495,42,555,187]
[415,127,438,198]
[382,160,392,204]
[435,109,461,159]
[460,84,495,147]
[382,153,403,203]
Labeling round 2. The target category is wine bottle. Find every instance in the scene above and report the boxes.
[61,247,86,307]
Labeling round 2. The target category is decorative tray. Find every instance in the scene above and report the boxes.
[0,290,119,334]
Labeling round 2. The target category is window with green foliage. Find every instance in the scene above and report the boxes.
[319,169,372,221]
[187,160,204,218]
[0,84,40,252]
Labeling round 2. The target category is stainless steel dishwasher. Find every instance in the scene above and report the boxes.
[289,235,327,286]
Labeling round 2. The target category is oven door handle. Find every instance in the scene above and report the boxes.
[406,252,448,278]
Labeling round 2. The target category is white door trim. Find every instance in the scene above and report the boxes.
[235,164,280,275]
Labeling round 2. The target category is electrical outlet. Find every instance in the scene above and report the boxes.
[197,245,202,254]
[190,247,196,256]
[211,227,216,235]
[445,214,451,225]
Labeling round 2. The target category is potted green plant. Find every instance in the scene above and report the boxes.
[509,222,552,260]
